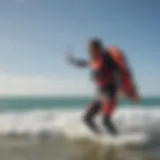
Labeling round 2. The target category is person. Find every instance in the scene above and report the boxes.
[67,39,139,136]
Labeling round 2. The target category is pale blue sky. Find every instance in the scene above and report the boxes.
[0,0,159,95]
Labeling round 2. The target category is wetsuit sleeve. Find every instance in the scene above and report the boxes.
[69,58,88,68]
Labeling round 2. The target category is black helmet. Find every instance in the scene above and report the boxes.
[90,38,103,49]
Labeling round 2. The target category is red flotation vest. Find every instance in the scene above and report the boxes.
[107,46,139,102]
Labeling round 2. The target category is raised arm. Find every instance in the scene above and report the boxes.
[67,54,88,68]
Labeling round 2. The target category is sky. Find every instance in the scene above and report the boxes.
[0,0,159,96]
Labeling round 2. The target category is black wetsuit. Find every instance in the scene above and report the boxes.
[70,51,120,135]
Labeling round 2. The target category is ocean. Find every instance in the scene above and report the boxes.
[0,96,160,160]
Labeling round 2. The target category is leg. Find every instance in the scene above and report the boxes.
[101,85,118,135]
[103,116,117,135]
[83,100,101,134]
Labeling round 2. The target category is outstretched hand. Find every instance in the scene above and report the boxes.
[66,53,88,67]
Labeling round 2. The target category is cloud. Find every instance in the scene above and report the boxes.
[0,73,94,96]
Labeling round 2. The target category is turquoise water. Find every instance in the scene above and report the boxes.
[0,96,159,112]
[0,96,159,160]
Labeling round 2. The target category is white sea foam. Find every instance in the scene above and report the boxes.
[0,106,159,146]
